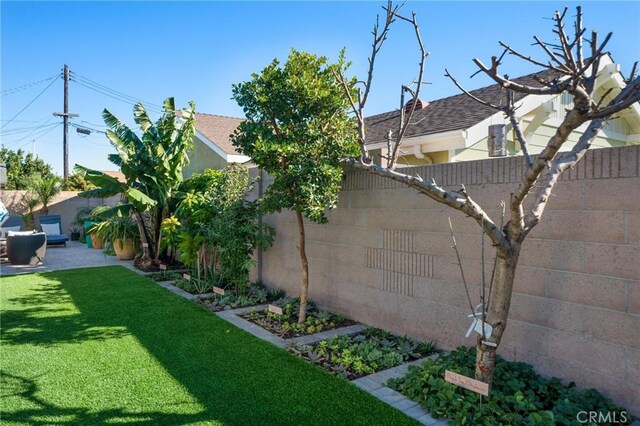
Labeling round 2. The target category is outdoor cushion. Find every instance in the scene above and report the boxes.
[41,223,61,236]
[7,231,35,236]
[1,226,21,238]
[39,215,69,246]
[46,234,69,245]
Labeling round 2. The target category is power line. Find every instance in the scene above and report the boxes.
[2,117,59,145]
[1,121,58,136]
[1,76,60,130]
[1,74,60,96]
[70,71,164,109]
[69,72,164,113]
[9,122,62,151]
[80,119,107,127]
[71,78,164,114]
[0,119,43,123]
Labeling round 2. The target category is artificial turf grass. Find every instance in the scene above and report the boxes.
[0,266,418,425]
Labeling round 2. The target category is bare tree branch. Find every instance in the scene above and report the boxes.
[553,7,577,71]
[344,158,510,249]
[388,10,428,170]
[445,69,503,110]
[594,87,614,110]
[361,2,398,110]
[587,77,640,120]
[498,41,568,74]
[628,62,638,83]
[575,6,584,69]
[505,90,533,168]
[448,217,476,314]
[532,36,572,73]
[583,31,612,95]
[523,118,607,233]
[473,57,570,95]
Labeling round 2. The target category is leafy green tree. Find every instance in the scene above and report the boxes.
[232,50,359,322]
[61,172,96,191]
[77,97,196,269]
[0,148,55,189]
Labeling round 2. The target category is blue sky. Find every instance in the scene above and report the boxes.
[2,1,639,175]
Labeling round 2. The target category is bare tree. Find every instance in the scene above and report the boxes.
[336,3,640,388]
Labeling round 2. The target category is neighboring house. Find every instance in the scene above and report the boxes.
[181,112,249,177]
[103,170,126,183]
[365,54,640,166]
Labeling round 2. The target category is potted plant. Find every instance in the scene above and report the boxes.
[69,226,81,241]
[87,206,110,249]
[89,213,139,260]
[72,207,93,245]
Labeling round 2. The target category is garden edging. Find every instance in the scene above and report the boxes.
[141,272,449,425]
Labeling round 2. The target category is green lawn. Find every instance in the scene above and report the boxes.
[0,266,416,425]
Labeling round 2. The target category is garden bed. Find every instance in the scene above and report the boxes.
[288,328,438,380]
[387,346,631,425]
[241,298,356,339]
[145,271,184,282]
[198,284,285,312]
[173,274,219,294]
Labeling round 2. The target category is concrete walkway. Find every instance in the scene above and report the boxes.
[0,241,134,277]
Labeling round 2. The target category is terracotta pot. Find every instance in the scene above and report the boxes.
[91,234,104,249]
[114,239,136,260]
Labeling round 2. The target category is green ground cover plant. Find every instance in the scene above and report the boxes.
[242,297,354,338]
[174,273,217,294]
[1,266,417,425]
[387,346,629,426]
[288,328,438,380]
[145,271,183,282]
[199,283,286,312]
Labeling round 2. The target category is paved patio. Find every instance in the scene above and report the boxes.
[0,241,135,276]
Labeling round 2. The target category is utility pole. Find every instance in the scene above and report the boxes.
[53,65,78,181]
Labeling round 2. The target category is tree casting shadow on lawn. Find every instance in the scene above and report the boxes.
[0,371,216,425]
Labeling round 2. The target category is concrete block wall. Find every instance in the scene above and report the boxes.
[252,145,640,414]
[1,190,121,234]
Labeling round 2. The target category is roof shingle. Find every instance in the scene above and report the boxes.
[189,112,244,155]
[365,69,559,144]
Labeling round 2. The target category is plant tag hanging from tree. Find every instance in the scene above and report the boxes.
[466,304,493,339]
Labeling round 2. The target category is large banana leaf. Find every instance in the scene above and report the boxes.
[75,165,156,211]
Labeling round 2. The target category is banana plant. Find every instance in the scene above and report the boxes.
[77,97,196,268]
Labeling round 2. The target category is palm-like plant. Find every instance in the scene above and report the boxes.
[77,98,196,268]
[24,174,61,215]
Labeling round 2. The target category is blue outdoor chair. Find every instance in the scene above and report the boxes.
[39,215,69,246]
[1,215,23,234]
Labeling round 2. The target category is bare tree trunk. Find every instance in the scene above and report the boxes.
[475,242,521,387]
[134,212,154,269]
[153,205,164,262]
[295,210,310,324]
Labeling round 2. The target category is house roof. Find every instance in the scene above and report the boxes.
[190,112,244,155]
[365,69,560,145]
[103,170,125,182]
